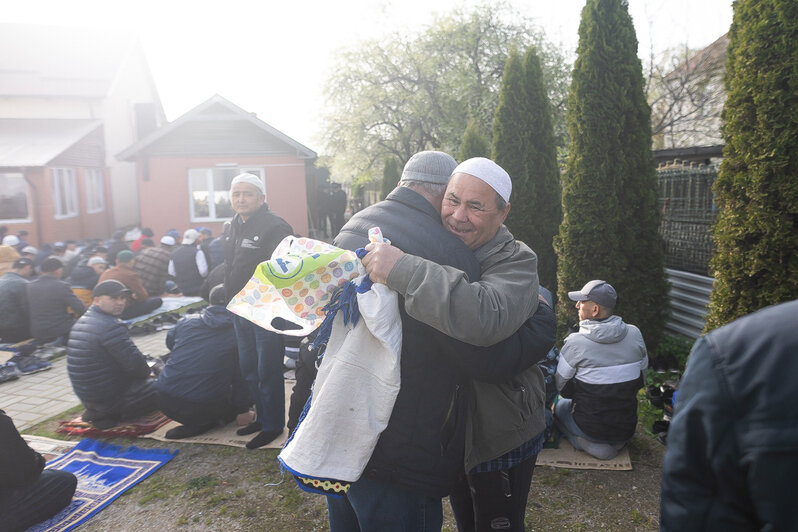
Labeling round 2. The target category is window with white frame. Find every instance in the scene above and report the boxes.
[188,167,265,221]
[0,173,30,222]
[52,168,79,218]
[84,168,105,213]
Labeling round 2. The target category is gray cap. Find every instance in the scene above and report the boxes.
[400,151,458,186]
[568,280,617,309]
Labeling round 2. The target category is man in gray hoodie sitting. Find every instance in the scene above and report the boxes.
[554,280,648,460]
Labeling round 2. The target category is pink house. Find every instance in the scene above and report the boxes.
[117,95,316,239]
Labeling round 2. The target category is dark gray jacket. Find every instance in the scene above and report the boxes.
[26,274,86,342]
[67,305,150,409]
[660,299,798,531]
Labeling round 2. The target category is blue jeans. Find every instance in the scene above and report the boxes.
[327,475,443,532]
[233,315,285,434]
[554,398,626,460]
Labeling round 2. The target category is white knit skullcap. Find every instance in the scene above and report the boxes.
[231,173,265,195]
[2,235,20,246]
[451,157,512,203]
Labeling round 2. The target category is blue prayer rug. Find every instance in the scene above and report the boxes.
[28,439,178,532]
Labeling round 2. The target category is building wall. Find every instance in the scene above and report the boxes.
[103,45,165,229]
[138,155,309,240]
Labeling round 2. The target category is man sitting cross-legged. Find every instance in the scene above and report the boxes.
[67,280,159,429]
[554,280,648,460]
[156,285,253,439]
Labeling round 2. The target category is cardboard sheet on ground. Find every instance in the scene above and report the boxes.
[226,236,362,336]
[143,379,293,449]
[536,438,632,470]
[125,296,206,325]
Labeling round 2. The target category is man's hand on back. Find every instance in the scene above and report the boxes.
[362,242,404,284]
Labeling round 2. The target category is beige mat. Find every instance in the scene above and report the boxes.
[22,434,78,461]
[536,438,632,470]
[143,379,294,449]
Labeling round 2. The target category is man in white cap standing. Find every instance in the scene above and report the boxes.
[223,173,293,449]
[554,280,648,460]
[361,156,551,531]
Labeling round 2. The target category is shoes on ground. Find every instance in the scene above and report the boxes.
[0,362,20,383]
[165,422,218,440]
[8,353,52,375]
[82,409,119,429]
[236,421,262,436]
[246,430,283,450]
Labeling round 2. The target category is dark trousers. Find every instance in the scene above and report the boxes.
[158,391,236,428]
[84,378,159,422]
[449,455,538,532]
[121,297,163,320]
[233,315,285,434]
[0,469,77,532]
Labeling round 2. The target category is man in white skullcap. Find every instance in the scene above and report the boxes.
[223,173,293,449]
[361,156,551,531]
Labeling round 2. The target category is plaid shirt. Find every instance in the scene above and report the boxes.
[471,430,546,473]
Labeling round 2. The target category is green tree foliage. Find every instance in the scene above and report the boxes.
[322,3,570,181]
[492,47,561,293]
[381,157,401,200]
[555,0,668,347]
[704,0,798,331]
[459,119,490,160]
[522,47,561,293]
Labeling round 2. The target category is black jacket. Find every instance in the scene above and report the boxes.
[67,305,151,410]
[26,274,86,342]
[334,186,541,497]
[660,299,798,531]
[170,245,204,297]
[0,410,45,507]
[156,305,248,411]
[223,204,293,302]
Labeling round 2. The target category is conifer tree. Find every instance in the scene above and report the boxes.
[492,49,528,191]
[521,47,561,293]
[381,157,400,200]
[555,0,667,346]
[459,119,490,161]
[704,0,798,330]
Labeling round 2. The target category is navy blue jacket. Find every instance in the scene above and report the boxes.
[67,305,150,408]
[156,305,248,411]
[170,245,204,297]
[661,299,798,531]
[334,186,540,497]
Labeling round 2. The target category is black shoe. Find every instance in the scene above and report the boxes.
[91,416,119,430]
[246,430,282,450]
[646,385,664,409]
[165,422,217,440]
[236,422,261,436]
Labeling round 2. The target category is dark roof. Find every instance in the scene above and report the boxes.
[0,119,102,166]
[0,23,139,98]
[665,33,729,82]
[116,94,317,161]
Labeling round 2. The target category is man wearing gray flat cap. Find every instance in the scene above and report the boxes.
[554,280,648,460]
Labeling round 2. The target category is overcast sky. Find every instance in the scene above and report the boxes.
[4,0,733,152]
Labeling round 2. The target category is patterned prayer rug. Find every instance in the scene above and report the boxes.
[28,439,178,532]
[57,411,170,438]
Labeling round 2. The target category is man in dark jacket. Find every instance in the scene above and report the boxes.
[27,258,86,345]
[67,280,158,429]
[0,410,77,531]
[660,299,798,531]
[0,258,33,342]
[224,172,293,449]
[169,229,208,297]
[328,151,541,530]
[156,285,251,439]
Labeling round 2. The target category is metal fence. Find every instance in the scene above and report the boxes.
[665,268,714,339]
[657,161,718,276]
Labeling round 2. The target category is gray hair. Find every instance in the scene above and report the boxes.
[399,180,447,197]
